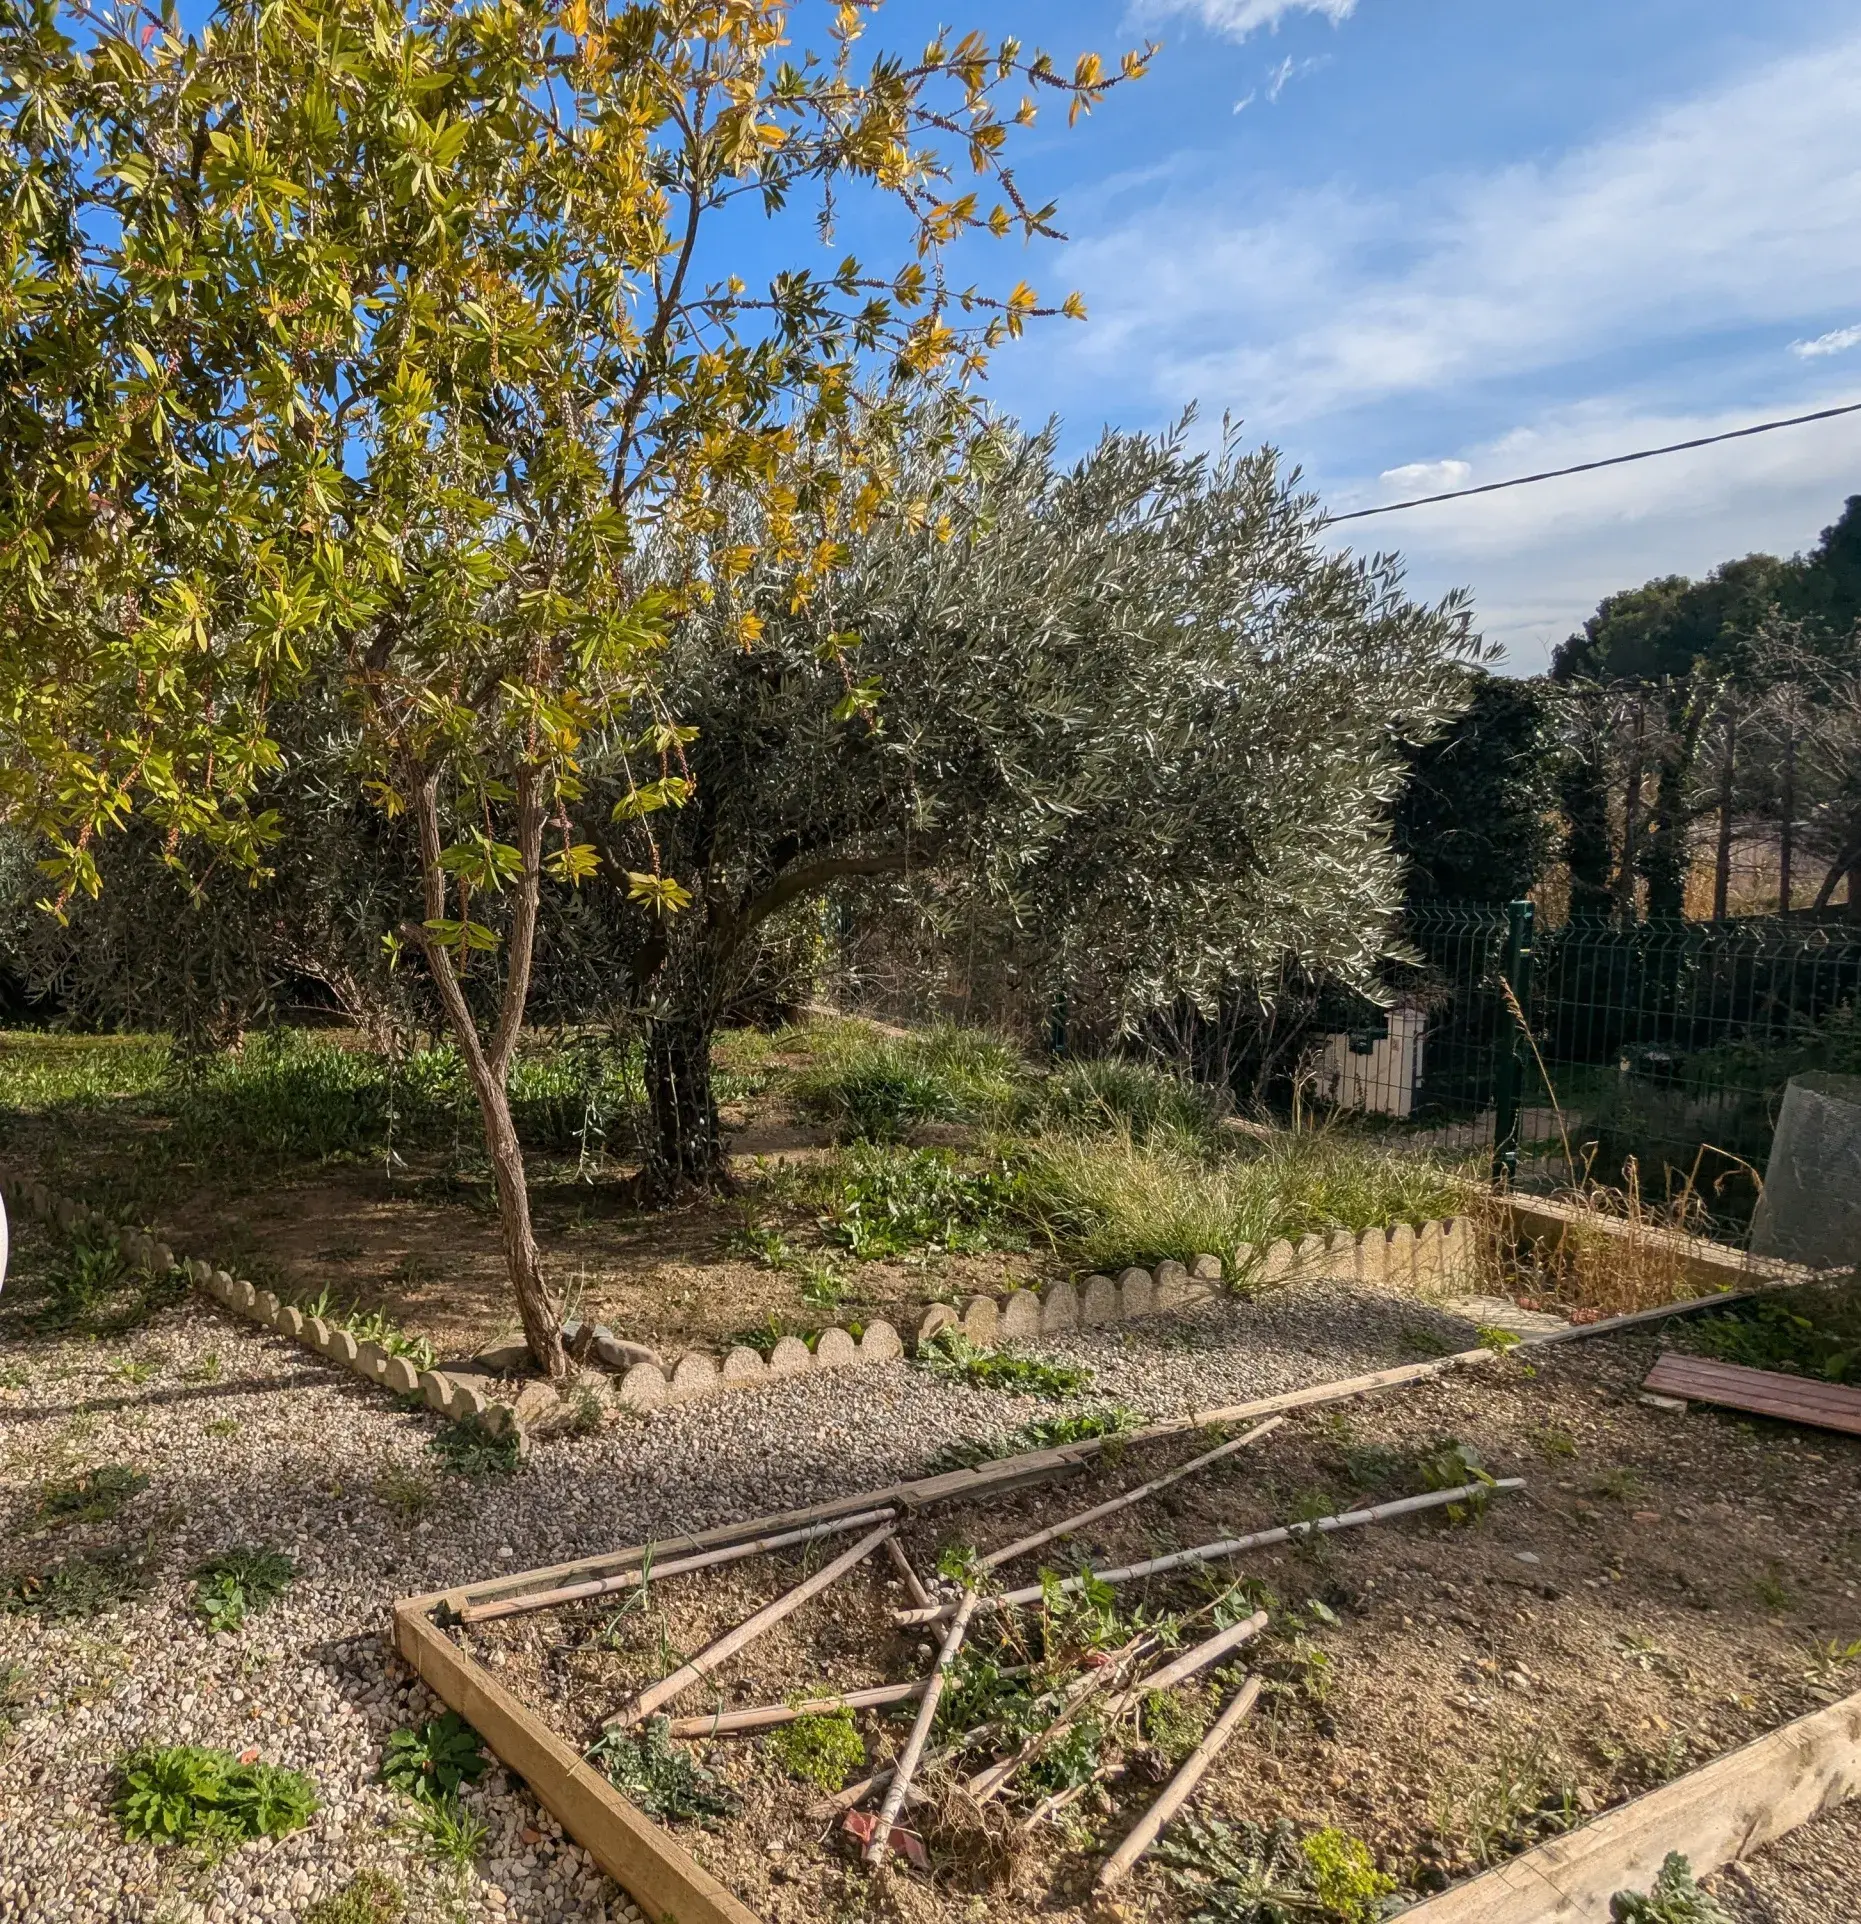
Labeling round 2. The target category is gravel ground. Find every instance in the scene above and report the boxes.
[0,1227,1489,1924]
[1708,1798,1861,1922]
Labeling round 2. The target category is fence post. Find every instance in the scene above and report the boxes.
[1491,898,1537,1186]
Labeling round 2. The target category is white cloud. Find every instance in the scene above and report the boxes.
[1136,0,1357,43]
[1795,323,1861,359]
[1379,460,1472,494]
[1265,54,1328,102]
[1329,398,1861,670]
[1050,35,1861,429]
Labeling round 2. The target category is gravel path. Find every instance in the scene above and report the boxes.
[0,1237,1485,1924]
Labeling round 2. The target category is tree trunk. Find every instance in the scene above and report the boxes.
[408,764,567,1381]
[645,1013,728,1195]
[1712,711,1737,921]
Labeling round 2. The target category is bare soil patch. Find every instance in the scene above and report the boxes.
[452,1328,1861,1923]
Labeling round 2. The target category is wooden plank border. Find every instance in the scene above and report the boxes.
[1394,1686,1861,1921]
[393,1597,763,1924]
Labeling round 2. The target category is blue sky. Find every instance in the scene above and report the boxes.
[831,0,1861,669]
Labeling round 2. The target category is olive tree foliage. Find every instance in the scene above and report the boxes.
[575,412,1482,1183]
[0,0,1138,1373]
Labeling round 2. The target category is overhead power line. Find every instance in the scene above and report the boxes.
[1327,400,1861,524]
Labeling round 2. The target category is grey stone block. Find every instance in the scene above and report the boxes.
[1753,1072,1861,1270]
[618,1362,668,1409]
[670,1353,719,1399]
[722,1345,767,1385]
[917,1303,958,1344]
[961,1296,999,1345]
[859,1320,903,1362]
[815,1327,859,1369]
[999,1291,1042,1343]
[420,1371,456,1415]
[1041,1281,1078,1333]
[769,1336,813,1376]
[1118,1267,1155,1319]
[383,1355,420,1395]
[1079,1275,1118,1327]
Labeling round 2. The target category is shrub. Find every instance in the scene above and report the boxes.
[766,1709,865,1791]
[192,1547,295,1632]
[789,1024,1027,1140]
[381,1713,489,1804]
[114,1744,317,1847]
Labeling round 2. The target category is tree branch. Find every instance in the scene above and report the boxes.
[490,764,545,1083]
[728,846,932,951]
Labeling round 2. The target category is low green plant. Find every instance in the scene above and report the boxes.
[374,1464,438,1521]
[789,1023,1026,1141]
[914,1327,1093,1398]
[36,1463,150,1526]
[404,1793,488,1870]
[1416,1438,1496,1521]
[304,1870,407,1924]
[926,1403,1140,1472]
[203,1418,240,1438]
[0,1661,30,1743]
[1590,1467,1647,1504]
[1534,1426,1577,1460]
[725,1224,793,1268]
[108,1356,160,1386]
[587,1716,740,1824]
[1141,1687,1213,1761]
[1429,1731,1580,1867]
[383,1712,489,1803]
[2,1548,148,1620]
[114,1743,317,1847]
[824,1145,1025,1259]
[1023,1716,1102,1795]
[1475,1324,1524,1356]
[795,1259,848,1310]
[42,1237,128,1325]
[1155,1815,1320,1922]
[192,1547,295,1632]
[935,1648,1038,1743]
[1681,1286,1861,1384]
[341,1307,437,1373]
[429,1416,520,1478]
[1806,1636,1861,1685]
[1299,1827,1396,1923]
[1754,1562,1794,1613]
[180,1353,223,1384]
[1040,1057,1225,1146]
[766,1708,865,1791]
[1610,1852,1730,1924]
[1397,1320,1461,1358]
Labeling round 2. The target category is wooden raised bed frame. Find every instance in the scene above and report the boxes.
[393,1291,1855,1923]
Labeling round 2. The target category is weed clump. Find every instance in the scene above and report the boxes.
[114,1743,317,1847]
[927,1404,1140,1472]
[2,1548,148,1620]
[382,1713,489,1803]
[35,1463,149,1526]
[1159,1814,1396,1922]
[429,1416,520,1478]
[824,1145,1025,1259]
[766,1708,865,1790]
[1610,1852,1730,1924]
[588,1717,740,1825]
[914,1327,1093,1399]
[192,1547,295,1631]
[304,1871,406,1924]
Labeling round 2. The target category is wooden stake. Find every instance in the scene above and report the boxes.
[1096,1676,1263,1889]
[979,1418,1282,1572]
[610,1522,896,1728]
[667,1679,926,1738]
[897,1481,1523,1625]
[884,1535,933,1609]
[866,1590,979,1865]
[460,1509,899,1624]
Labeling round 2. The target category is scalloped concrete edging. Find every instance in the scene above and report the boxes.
[0,1173,514,1437]
[908,1215,1480,1351]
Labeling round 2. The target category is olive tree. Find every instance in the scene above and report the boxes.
[582,413,1482,1185]
[0,0,1137,1373]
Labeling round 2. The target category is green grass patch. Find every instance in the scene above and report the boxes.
[2,1548,148,1620]
[927,1404,1140,1472]
[1039,1057,1226,1147]
[304,1871,406,1924]
[1678,1282,1861,1383]
[114,1743,317,1848]
[429,1416,520,1478]
[787,1022,1027,1141]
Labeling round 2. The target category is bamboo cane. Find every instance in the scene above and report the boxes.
[965,1633,1158,1805]
[609,1521,895,1728]
[459,1508,898,1624]
[979,1418,1282,1572]
[896,1481,1524,1626]
[1096,1676,1263,1888]
[1100,1609,1267,1720]
[667,1678,927,1738]
[884,1535,934,1610]
[866,1590,979,1865]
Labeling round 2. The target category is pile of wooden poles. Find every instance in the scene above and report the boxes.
[458,1413,1522,1892]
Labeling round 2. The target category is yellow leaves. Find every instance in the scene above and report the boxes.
[1061,290,1087,321]
[543,841,601,885]
[363,778,406,818]
[735,611,765,647]
[626,871,694,916]
[611,775,694,822]
[717,543,759,580]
